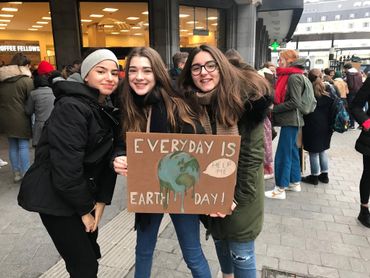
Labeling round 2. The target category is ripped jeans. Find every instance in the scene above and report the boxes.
[214,239,256,278]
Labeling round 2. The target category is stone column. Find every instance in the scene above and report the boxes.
[49,0,82,70]
[235,0,262,66]
[148,0,179,67]
[87,23,106,47]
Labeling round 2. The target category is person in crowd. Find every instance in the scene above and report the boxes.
[0,53,34,182]
[265,49,306,200]
[72,59,82,72]
[350,76,370,228]
[113,47,211,278]
[169,51,188,81]
[301,69,334,185]
[18,49,120,277]
[259,61,277,87]
[333,71,349,105]
[178,44,271,278]
[323,68,335,84]
[344,63,363,129]
[25,61,57,147]
[257,61,276,180]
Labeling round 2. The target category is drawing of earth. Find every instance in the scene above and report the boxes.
[157,151,200,212]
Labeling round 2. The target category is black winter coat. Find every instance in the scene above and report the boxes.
[351,77,370,156]
[302,94,334,153]
[18,79,119,216]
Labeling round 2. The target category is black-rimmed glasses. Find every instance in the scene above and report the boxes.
[191,61,218,76]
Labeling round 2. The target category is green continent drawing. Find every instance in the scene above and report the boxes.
[157,151,200,212]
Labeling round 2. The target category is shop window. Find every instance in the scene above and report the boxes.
[179,6,219,48]
[0,2,53,66]
[79,2,149,48]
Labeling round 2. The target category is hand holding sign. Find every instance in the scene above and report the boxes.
[113,156,128,176]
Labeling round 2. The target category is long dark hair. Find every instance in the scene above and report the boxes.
[120,47,195,133]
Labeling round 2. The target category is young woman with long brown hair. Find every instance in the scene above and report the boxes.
[113,47,211,278]
[301,68,334,185]
[178,44,271,278]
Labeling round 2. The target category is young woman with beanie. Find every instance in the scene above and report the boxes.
[301,69,334,185]
[265,49,306,200]
[0,52,34,182]
[18,49,120,277]
[113,47,211,278]
[177,44,271,278]
[350,76,370,228]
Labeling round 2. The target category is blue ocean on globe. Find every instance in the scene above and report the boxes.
[157,151,200,212]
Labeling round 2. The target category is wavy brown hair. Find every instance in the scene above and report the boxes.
[224,48,271,101]
[178,45,268,127]
[120,47,195,133]
[308,68,329,98]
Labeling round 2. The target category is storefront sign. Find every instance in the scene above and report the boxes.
[0,40,41,65]
[126,132,241,214]
[0,45,40,52]
[193,29,209,36]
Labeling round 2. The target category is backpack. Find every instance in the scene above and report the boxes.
[298,75,317,115]
[331,95,350,133]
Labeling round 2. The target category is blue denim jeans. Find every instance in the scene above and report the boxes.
[8,137,30,175]
[309,151,329,175]
[214,239,256,278]
[135,213,211,278]
[274,126,301,187]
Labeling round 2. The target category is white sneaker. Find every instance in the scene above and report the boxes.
[13,172,22,183]
[264,173,274,180]
[286,182,301,192]
[265,186,286,199]
[0,158,8,167]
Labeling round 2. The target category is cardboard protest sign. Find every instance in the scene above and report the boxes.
[126,132,241,214]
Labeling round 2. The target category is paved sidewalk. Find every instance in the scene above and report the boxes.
[1,128,370,277]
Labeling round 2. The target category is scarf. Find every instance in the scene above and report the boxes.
[195,90,239,136]
[274,67,304,104]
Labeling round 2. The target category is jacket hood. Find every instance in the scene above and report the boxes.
[67,72,84,83]
[290,58,306,69]
[0,65,32,82]
[348,67,359,73]
[53,74,99,103]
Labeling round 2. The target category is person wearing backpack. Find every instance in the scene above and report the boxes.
[301,69,334,185]
[265,50,307,200]
[350,76,370,228]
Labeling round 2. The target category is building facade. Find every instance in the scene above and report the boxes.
[0,0,303,69]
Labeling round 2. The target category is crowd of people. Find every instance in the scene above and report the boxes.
[0,46,369,278]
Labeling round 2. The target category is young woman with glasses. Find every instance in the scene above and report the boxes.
[113,47,211,278]
[178,44,271,278]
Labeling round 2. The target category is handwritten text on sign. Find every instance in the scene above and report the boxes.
[126,132,241,214]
